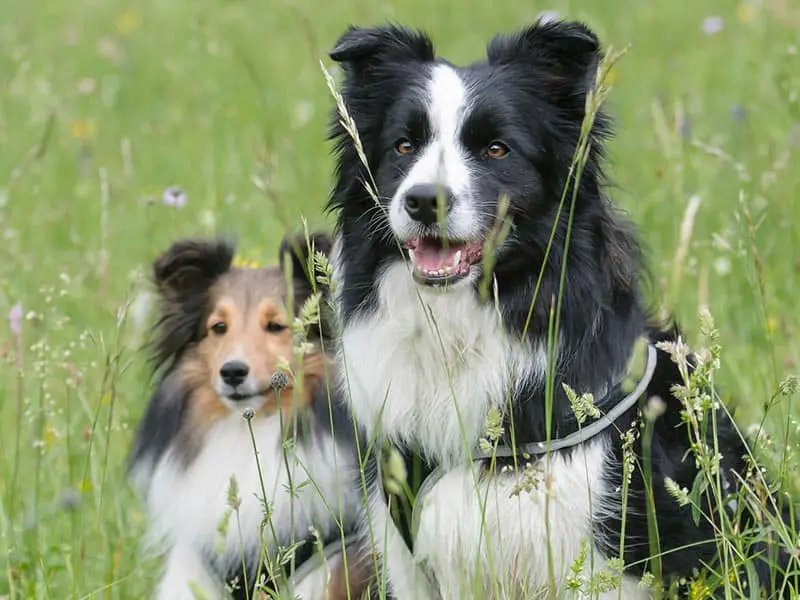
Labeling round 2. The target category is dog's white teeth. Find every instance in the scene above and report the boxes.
[443,266,452,275]
[453,250,462,268]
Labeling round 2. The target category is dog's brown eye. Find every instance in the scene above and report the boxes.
[266,322,287,334]
[395,138,416,156]
[486,141,510,159]
[210,321,227,335]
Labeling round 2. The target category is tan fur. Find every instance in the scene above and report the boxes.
[324,548,372,600]
[177,265,324,434]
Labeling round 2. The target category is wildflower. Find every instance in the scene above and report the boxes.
[233,256,261,269]
[77,78,96,95]
[766,316,779,334]
[270,370,289,391]
[116,11,142,35]
[702,16,724,34]
[70,119,94,140]
[242,407,255,421]
[664,476,691,506]
[713,256,731,276]
[96,37,123,63]
[563,383,600,424]
[779,375,799,396]
[162,186,187,208]
[736,3,758,24]
[8,303,22,337]
[643,395,666,422]
[58,488,81,511]
[731,104,747,121]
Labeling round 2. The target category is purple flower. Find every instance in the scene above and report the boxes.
[731,104,747,121]
[8,303,22,337]
[702,16,724,35]
[162,186,187,208]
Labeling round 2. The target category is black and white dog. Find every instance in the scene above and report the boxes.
[326,19,795,599]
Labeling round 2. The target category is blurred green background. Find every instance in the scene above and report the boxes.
[0,0,798,597]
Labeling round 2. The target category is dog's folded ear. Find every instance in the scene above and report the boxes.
[153,239,235,300]
[279,231,336,341]
[330,25,435,73]
[150,238,235,370]
[278,231,334,291]
[487,19,601,99]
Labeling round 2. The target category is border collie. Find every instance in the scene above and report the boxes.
[325,19,795,599]
[129,234,368,600]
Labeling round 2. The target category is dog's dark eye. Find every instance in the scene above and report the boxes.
[266,322,287,334]
[485,141,510,159]
[210,321,227,335]
[395,138,417,156]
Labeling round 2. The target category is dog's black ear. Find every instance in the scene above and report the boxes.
[278,231,333,291]
[150,239,235,369]
[279,231,335,341]
[153,239,235,300]
[330,25,435,73]
[487,19,600,97]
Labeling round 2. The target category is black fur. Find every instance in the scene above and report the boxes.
[327,18,797,598]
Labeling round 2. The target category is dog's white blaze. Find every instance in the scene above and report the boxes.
[389,64,480,241]
[340,261,540,467]
[139,412,358,600]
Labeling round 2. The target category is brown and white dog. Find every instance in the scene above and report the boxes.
[129,234,368,600]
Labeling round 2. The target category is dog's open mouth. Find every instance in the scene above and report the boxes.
[406,236,483,285]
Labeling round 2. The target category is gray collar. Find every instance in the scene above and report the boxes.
[472,343,658,461]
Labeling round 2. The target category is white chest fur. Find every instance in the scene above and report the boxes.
[413,440,647,599]
[141,412,357,586]
[337,260,647,598]
[339,262,540,466]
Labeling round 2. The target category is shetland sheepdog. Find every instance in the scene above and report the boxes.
[129,233,368,600]
[325,18,796,599]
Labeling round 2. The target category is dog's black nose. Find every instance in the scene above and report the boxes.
[220,360,249,387]
[404,184,453,226]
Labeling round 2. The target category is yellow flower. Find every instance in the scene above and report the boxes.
[766,316,779,334]
[70,119,94,140]
[736,3,758,24]
[43,425,57,448]
[233,255,262,269]
[116,11,142,35]
[689,579,710,600]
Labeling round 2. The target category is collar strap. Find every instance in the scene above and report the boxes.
[472,342,658,461]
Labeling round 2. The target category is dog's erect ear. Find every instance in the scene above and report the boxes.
[153,239,235,300]
[278,231,333,290]
[487,19,600,97]
[330,25,435,73]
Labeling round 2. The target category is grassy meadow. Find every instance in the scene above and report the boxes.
[1,0,799,597]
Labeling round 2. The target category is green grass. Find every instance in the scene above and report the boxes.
[0,0,798,597]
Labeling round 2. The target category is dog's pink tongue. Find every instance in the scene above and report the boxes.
[414,244,455,271]
[411,238,461,271]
